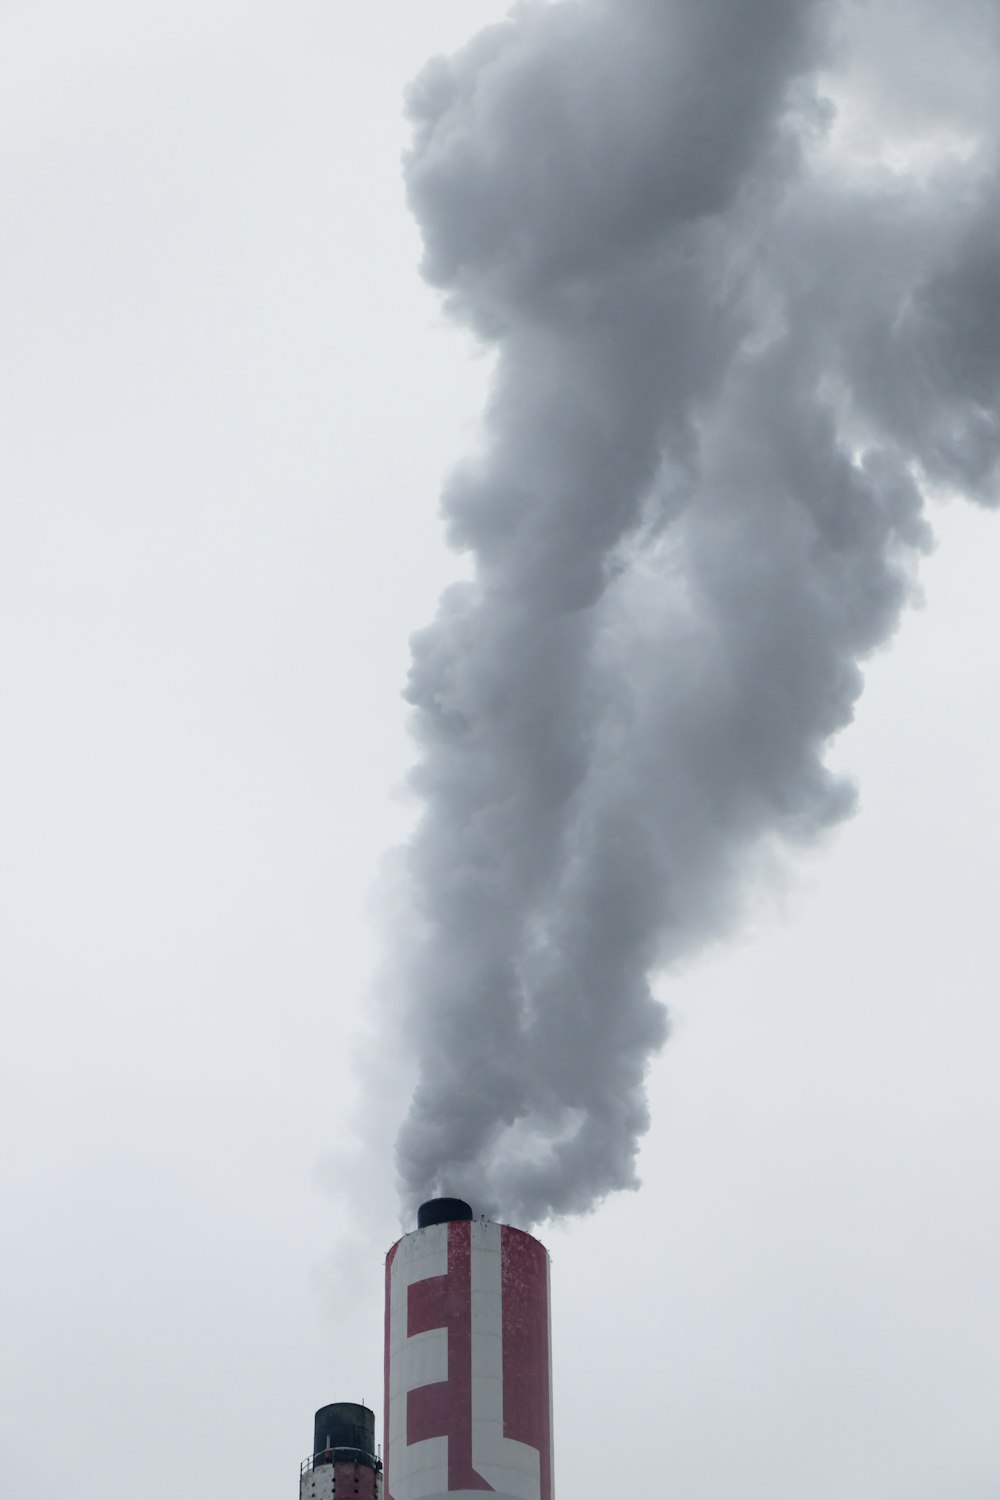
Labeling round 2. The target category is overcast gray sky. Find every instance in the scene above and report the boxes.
[1,4,998,1499]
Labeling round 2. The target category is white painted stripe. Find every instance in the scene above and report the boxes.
[387,1226,449,1500]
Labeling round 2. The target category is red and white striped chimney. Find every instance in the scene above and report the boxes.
[384,1199,554,1500]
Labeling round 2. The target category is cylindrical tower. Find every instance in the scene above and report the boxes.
[384,1199,554,1500]
[300,1402,383,1500]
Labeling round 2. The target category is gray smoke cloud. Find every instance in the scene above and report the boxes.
[389,0,1000,1227]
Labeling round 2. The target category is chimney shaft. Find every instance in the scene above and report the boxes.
[300,1402,382,1500]
[384,1199,554,1500]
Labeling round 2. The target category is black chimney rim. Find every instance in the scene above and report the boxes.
[417,1197,474,1228]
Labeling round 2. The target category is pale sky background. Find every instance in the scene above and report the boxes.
[1,4,998,1499]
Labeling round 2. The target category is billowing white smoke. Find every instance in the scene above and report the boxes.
[390,0,1000,1226]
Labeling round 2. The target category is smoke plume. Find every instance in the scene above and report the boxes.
[390,0,1000,1226]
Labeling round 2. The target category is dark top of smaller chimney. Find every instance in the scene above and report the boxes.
[417,1197,474,1228]
[312,1403,376,1470]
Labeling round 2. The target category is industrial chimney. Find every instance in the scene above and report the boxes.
[384,1198,554,1500]
[300,1402,383,1500]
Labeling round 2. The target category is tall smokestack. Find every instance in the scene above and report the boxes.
[384,1198,553,1500]
[301,1403,383,1500]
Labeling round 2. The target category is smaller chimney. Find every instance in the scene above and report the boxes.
[300,1403,382,1500]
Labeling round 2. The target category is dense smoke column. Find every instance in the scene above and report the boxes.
[391,0,1000,1226]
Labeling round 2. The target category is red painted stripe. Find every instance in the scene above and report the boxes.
[333,1460,379,1500]
[501,1226,552,1500]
